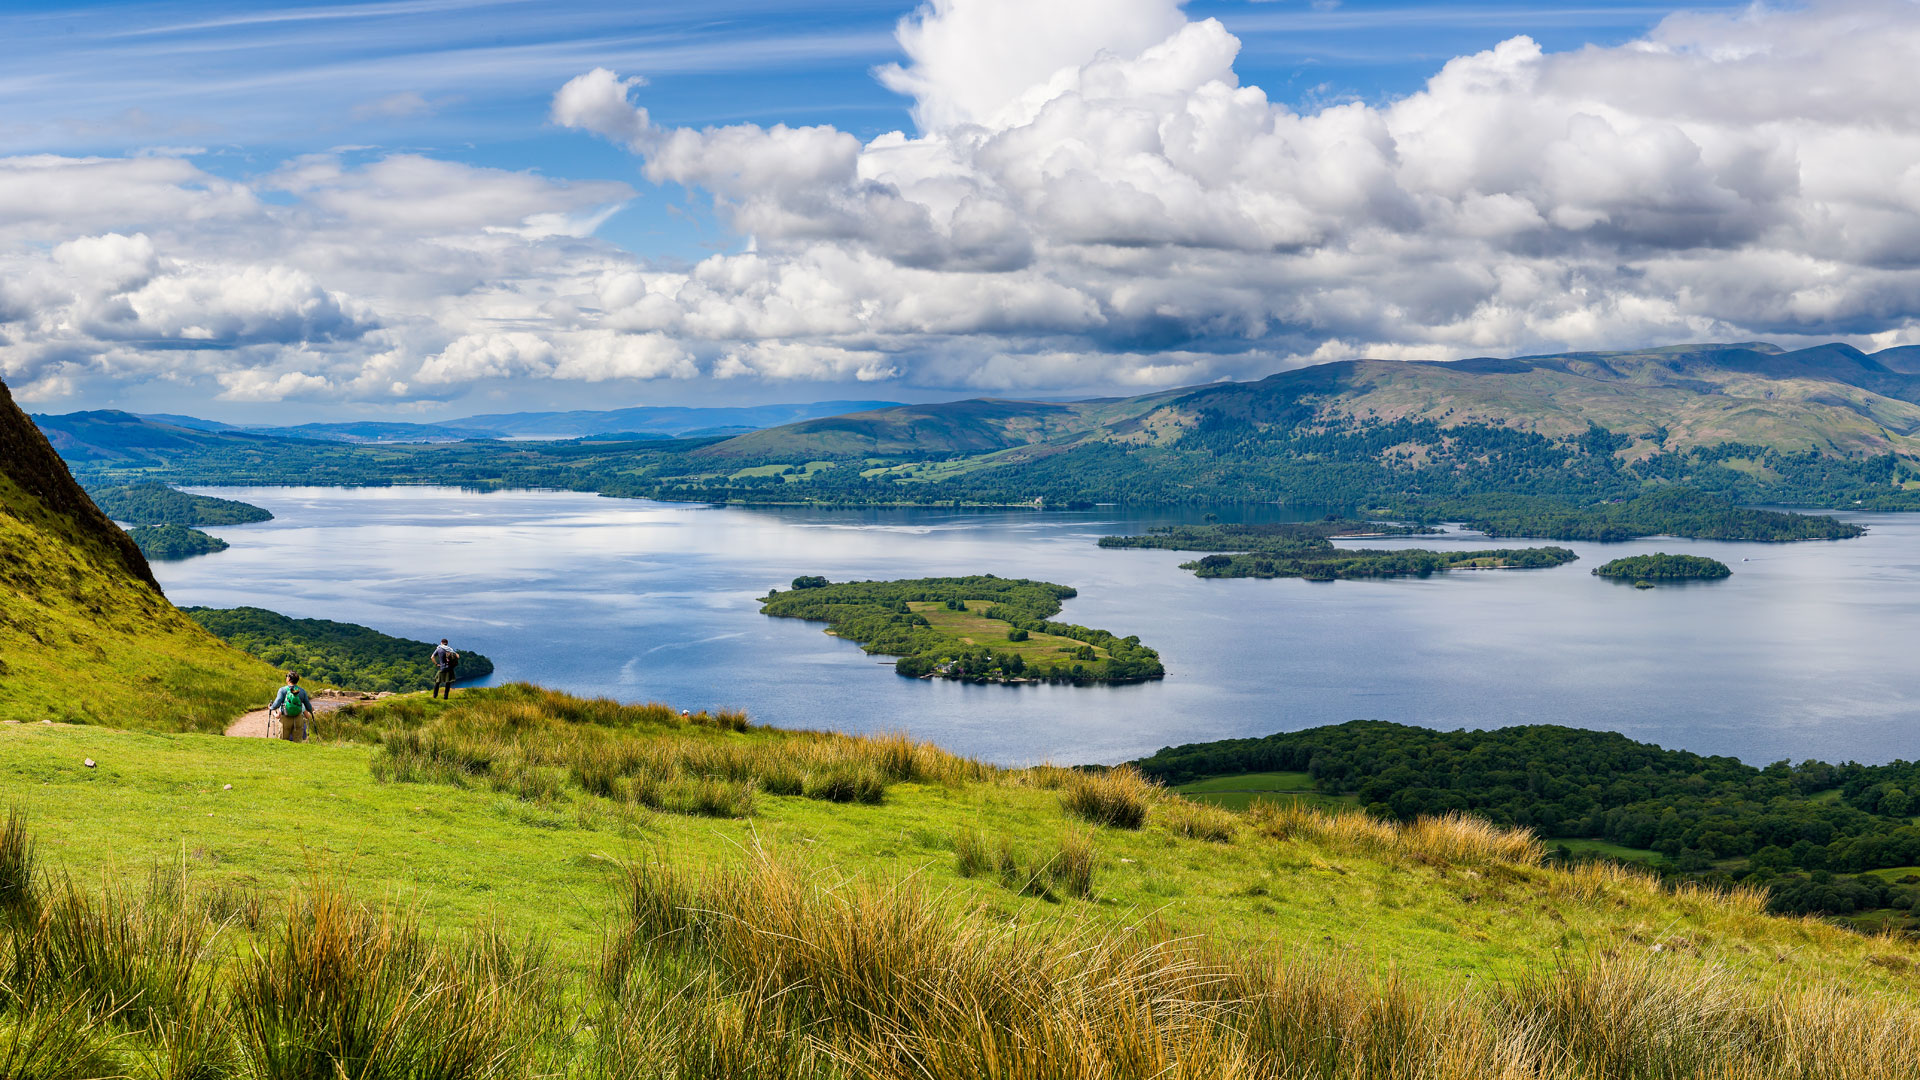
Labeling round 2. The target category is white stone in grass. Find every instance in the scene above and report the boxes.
[83,758,95,768]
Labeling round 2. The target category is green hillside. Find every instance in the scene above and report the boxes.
[0,379,279,730]
[40,341,1920,517]
[7,687,1920,1075]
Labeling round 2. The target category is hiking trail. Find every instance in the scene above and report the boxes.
[224,690,386,737]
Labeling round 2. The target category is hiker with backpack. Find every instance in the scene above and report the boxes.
[270,672,312,742]
[430,639,460,699]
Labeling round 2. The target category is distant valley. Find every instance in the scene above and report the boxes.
[124,399,904,447]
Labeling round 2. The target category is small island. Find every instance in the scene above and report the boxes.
[1178,546,1579,580]
[127,523,229,560]
[1096,519,1437,553]
[1102,524,1576,580]
[1593,553,1732,582]
[92,481,273,526]
[760,575,1162,683]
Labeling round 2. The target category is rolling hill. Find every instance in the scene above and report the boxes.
[0,380,278,728]
[702,342,1920,463]
[34,341,1920,513]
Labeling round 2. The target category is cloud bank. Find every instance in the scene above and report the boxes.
[7,0,1920,404]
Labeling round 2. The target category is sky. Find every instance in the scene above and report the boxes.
[5,0,1920,421]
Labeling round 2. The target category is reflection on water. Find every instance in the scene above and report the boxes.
[155,486,1920,767]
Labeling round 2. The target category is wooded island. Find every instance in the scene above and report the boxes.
[760,575,1162,683]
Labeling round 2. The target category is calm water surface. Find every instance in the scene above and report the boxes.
[155,487,1920,767]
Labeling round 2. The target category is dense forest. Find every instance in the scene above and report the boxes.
[90,481,273,525]
[1406,489,1862,542]
[1133,721,1920,922]
[760,576,1163,682]
[1593,554,1732,580]
[184,607,495,693]
[126,523,228,560]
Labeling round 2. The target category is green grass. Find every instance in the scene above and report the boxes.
[1860,865,1920,883]
[6,688,1917,999]
[0,470,281,731]
[1175,771,1359,812]
[910,600,1109,661]
[1178,771,1317,793]
[1545,837,1663,863]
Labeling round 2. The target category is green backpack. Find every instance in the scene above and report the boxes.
[282,690,304,718]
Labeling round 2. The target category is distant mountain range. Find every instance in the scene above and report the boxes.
[700,342,1920,462]
[34,342,1920,510]
[131,400,904,445]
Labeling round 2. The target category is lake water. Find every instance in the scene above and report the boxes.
[154,486,1920,767]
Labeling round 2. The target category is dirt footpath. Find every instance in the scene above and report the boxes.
[224,690,385,738]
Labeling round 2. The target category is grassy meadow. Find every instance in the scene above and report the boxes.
[1176,771,1360,813]
[909,599,1110,662]
[8,685,1920,1076]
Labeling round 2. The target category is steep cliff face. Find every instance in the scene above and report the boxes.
[0,378,276,729]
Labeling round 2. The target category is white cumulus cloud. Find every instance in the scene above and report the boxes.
[9,0,1920,408]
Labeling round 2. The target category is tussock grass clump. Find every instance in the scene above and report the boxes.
[1161,798,1238,842]
[1050,827,1098,900]
[952,827,990,879]
[335,684,986,818]
[600,848,1227,1077]
[234,883,547,1080]
[0,807,36,921]
[1249,802,1545,868]
[1059,765,1153,829]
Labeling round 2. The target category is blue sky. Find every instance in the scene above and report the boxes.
[4,0,1916,420]
[4,0,1738,264]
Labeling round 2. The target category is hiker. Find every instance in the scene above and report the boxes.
[430,638,460,699]
[270,672,312,742]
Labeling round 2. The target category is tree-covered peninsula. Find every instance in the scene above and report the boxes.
[1593,553,1732,580]
[1133,720,1920,928]
[1410,489,1860,543]
[184,606,495,692]
[760,575,1163,682]
[126,523,229,560]
[90,481,272,526]
[1101,524,1576,580]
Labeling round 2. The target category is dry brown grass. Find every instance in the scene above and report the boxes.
[1249,801,1545,868]
[331,683,989,816]
[6,807,1920,1078]
[1058,765,1155,829]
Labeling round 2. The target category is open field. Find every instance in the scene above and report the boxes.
[909,600,1110,662]
[1174,771,1362,812]
[1547,837,1664,863]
